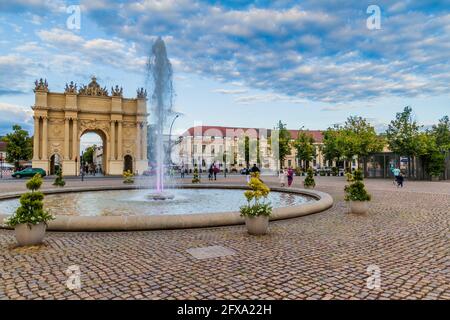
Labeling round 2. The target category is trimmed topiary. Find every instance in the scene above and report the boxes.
[53,168,66,187]
[4,174,54,227]
[344,169,371,201]
[192,165,200,183]
[303,167,316,188]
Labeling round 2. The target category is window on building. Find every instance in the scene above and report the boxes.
[288,160,292,167]
[202,145,206,153]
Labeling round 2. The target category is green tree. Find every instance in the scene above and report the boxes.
[322,125,344,165]
[343,116,384,167]
[386,106,422,176]
[82,145,95,164]
[293,130,316,170]
[417,131,446,178]
[431,116,450,152]
[274,121,291,168]
[1,125,33,170]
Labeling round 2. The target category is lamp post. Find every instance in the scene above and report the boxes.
[81,151,84,182]
[168,114,180,166]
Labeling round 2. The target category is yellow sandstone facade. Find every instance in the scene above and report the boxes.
[31,77,149,176]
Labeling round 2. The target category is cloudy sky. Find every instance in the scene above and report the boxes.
[0,0,449,141]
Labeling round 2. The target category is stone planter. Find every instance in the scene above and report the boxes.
[349,201,369,214]
[431,176,440,182]
[14,222,46,246]
[245,215,269,235]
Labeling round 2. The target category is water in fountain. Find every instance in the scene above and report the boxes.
[146,37,175,200]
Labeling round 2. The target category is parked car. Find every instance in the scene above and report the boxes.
[12,168,46,178]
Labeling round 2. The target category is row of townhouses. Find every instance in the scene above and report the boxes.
[175,126,357,172]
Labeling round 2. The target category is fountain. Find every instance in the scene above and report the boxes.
[146,37,175,200]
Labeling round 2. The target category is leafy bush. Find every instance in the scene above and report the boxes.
[426,152,445,177]
[303,167,316,188]
[345,172,354,182]
[319,170,326,176]
[53,168,65,187]
[240,172,272,217]
[294,167,302,176]
[192,165,200,183]
[123,170,134,184]
[331,167,339,176]
[5,174,53,227]
[344,169,371,201]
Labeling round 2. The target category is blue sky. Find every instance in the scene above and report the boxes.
[0,0,449,140]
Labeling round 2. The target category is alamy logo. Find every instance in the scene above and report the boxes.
[366,5,381,30]
[366,264,381,289]
[65,265,81,290]
[66,5,81,30]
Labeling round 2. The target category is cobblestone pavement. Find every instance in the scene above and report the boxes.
[0,176,449,300]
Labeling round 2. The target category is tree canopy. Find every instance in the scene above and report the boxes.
[293,130,316,169]
[1,125,33,170]
[386,106,422,157]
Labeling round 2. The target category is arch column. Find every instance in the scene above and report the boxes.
[42,116,48,160]
[64,118,70,160]
[117,120,122,160]
[136,121,141,160]
[110,120,116,160]
[72,119,78,160]
[33,116,40,160]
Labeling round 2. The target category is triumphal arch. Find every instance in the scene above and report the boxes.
[31,77,149,176]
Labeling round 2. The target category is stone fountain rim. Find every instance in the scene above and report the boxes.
[0,184,333,231]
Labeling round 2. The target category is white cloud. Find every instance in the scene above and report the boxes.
[212,89,248,95]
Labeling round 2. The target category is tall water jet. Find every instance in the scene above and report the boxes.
[147,37,174,195]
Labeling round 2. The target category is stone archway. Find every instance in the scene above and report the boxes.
[124,155,133,173]
[79,129,108,175]
[31,77,149,176]
[49,153,61,175]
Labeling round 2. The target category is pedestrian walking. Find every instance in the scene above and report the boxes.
[390,164,400,185]
[397,172,404,188]
[213,164,219,180]
[287,166,294,187]
[208,164,214,181]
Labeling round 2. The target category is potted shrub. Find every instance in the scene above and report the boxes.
[4,174,54,246]
[344,169,371,214]
[240,172,272,235]
[123,170,134,184]
[294,167,302,176]
[192,165,200,183]
[303,167,316,189]
[53,168,66,187]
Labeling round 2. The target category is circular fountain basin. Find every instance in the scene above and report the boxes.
[0,185,333,231]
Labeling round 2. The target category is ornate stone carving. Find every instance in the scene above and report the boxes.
[34,78,48,92]
[52,125,62,136]
[51,143,61,154]
[111,85,123,97]
[78,76,108,96]
[79,119,110,134]
[64,81,77,94]
[137,87,147,98]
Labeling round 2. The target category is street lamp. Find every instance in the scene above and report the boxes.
[81,151,85,182]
